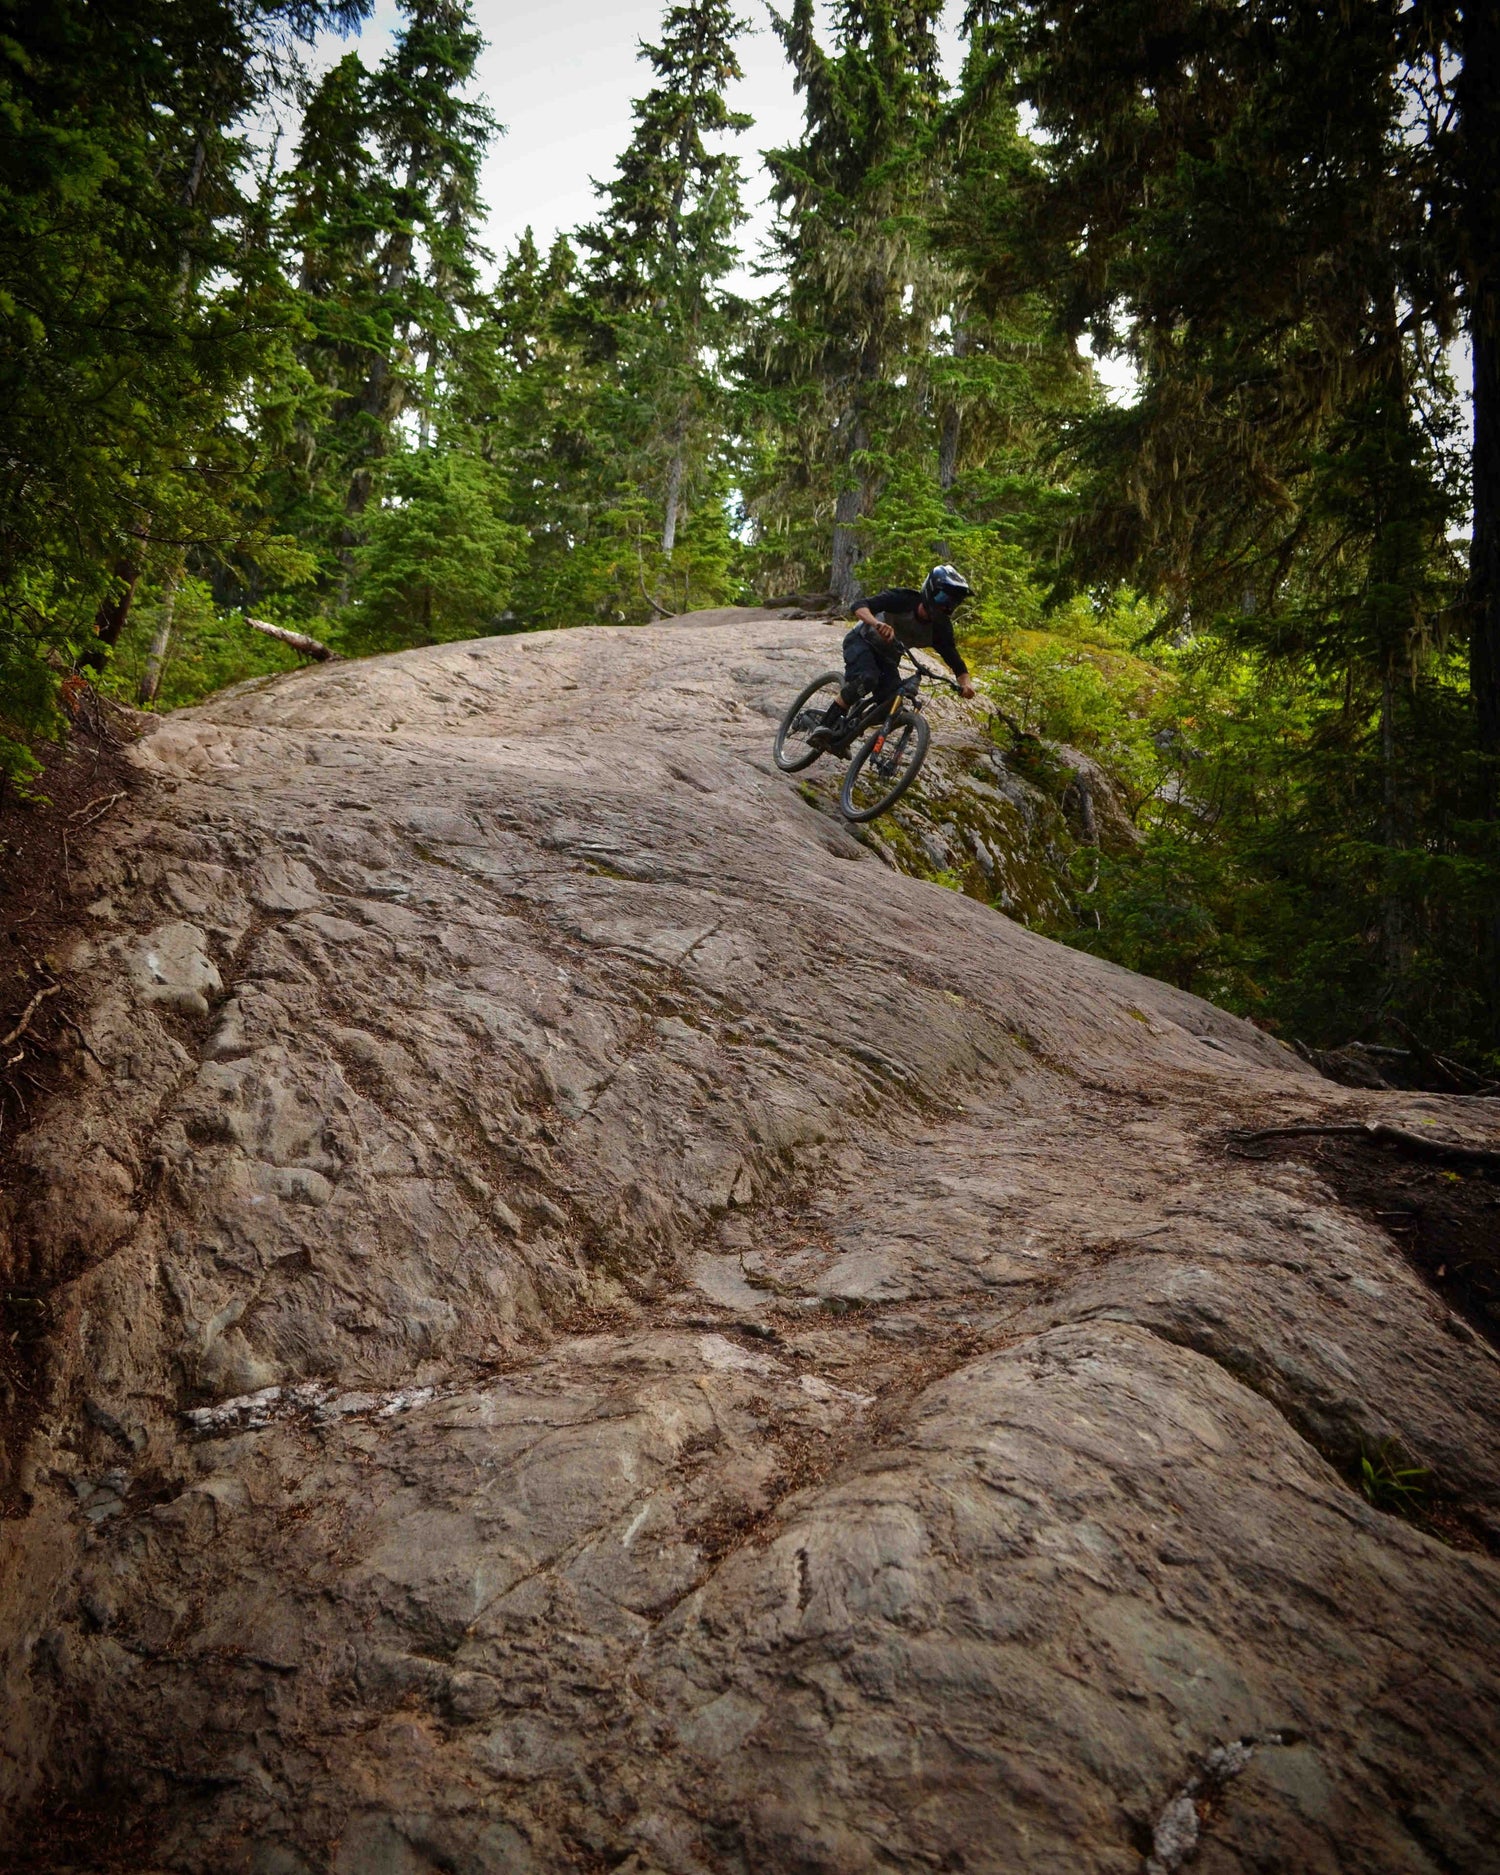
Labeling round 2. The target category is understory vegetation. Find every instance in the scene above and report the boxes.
[3,0,1498,1067]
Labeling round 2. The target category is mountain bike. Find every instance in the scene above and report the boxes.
[772,646,960,823]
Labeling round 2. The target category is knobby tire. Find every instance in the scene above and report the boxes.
[773,670,846,773]
[840,709,930,821]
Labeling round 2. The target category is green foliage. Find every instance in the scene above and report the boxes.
[989,632,1159,795]
[982,0,1477,637]
[343,450,525,650]
[105,579,302,710]
[257,0,497,598]
[1032,628,1500,1064]
[743,0,950,600]
[0,0,371,777]
[1359,1443,1430,1516]
[568,1,751,596]
[3,0,1496,1078]
[955,0,1499,1061]
[738,4,1087,608]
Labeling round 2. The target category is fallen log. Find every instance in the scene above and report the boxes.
[244,617,339,661]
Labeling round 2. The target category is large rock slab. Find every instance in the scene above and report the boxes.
[0,611,1496,1873]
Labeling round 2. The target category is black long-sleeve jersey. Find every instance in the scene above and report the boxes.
[852,588,969,678]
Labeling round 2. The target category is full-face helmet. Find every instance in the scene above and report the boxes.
[921,564,972,610]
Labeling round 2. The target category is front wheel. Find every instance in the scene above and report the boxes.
[839,708,930,821]
[773,670,845,772]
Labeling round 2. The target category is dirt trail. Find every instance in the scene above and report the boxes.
[1,609,1497,1874]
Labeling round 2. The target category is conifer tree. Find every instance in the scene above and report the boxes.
[751,0,948,600]
[355,0,494,494]
[928,18,1088,575]
[468,230,619,626]
[576,1,750,560]
[981,0,1497,757]
[273,51,384,576]
[978,0,1495,1047]
[281,0,495,549]
[0,0,368,774]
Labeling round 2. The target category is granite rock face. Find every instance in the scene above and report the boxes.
[1,609,1497,1874]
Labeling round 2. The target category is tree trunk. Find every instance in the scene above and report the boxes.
[418,341,435,450]
[657,90,700,562]
[347,170,419,519]
[1461,0,1500,760]
[94,126,213,657]
[138,569,181,706]
[177,131,210,293]
[937,406,962,494]
[937,318,970,494]
[662,442,684,554]
[830,416,869,605]
[830,490,863,605]
[243,617,338,661]
[1471,319,1500,759]
[1379,660,1404,989]
[93,561,141,649]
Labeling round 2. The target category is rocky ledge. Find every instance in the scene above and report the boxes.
[1,609,1497,1874]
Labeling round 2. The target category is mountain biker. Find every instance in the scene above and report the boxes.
[810,565,976,748]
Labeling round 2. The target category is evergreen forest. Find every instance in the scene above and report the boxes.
[3,0,1499,1070]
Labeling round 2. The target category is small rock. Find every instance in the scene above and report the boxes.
[1146,1794,1199,1874]
[121,921,222,1018]
[446,1671,503,1721]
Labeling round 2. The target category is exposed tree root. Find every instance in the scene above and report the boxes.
[1229,1120,1500,1169]
[1,984,59,1049]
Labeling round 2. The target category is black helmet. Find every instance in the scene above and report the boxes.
[922,563,971,610]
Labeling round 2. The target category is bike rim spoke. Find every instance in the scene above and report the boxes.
[848,727,919,809]
[778,678,844,765]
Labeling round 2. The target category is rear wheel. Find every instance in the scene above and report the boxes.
[839,708,930,821]
[773,670,845,772]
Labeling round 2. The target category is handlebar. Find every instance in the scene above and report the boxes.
[897,643,963,692]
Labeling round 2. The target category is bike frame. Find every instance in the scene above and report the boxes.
[854,646,955,759]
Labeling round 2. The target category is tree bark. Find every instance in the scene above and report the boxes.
[347,165,420,520]
[830,416,869,605]
[93,561,141,649]
[243,617,338,661]
[830,492,863,605]
[937,406,962,495]
[937,318,970,494]
[176,130,210,292]
[657,82,701,560]
[1379,660,1404,985]
[138,568,181,705]
[1471,319,1500,758]
[830,306,890,605]
[662,440,684,554]
[1461,0,1500,760]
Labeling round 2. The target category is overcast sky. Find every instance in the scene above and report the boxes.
[338,1,966,285]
